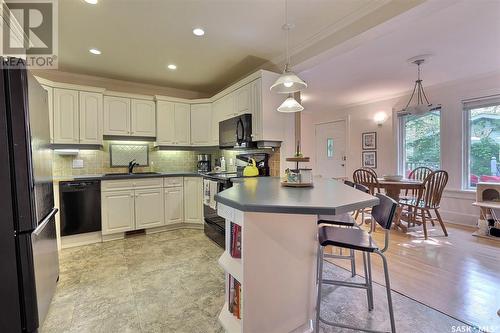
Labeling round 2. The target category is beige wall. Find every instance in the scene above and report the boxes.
[297,71,500,226]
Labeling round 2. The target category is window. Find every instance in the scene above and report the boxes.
[398,110,441,176]
[464,97,500,188]
[326,138,334,158]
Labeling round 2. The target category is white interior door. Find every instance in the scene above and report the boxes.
[315,120,347,179]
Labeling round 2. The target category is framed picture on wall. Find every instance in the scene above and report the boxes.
[362,132,377,150]
[362,151,377,168]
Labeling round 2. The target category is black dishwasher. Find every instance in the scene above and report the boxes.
[59,180,101,236]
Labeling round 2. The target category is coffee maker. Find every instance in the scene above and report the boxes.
[197,154,211,172]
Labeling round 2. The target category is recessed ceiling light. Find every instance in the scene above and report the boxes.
[85,0,98,4]
[192,28,205,36]
[167,64,177,70]
[89,48,101,55]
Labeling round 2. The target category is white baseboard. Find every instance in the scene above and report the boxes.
[145,223,203,234]
[101,232,125,242]
[61,232,102,249]
[440,209,478,227]
[64,223,205,247]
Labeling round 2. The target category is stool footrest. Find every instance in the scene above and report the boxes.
[323,253,354,260]
[322,279,369,290]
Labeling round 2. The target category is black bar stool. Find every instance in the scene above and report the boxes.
[315,193,397,333]
[317,182,370,277]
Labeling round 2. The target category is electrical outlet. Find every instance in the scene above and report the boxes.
[72,159,84,168]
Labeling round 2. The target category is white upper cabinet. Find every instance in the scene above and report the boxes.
[190,103,212,146]
[174,103,191,145]
[221,93,235,120]
[211,99,222,146]
[254,73,290,142]
[53,88,79,144]
[103,96,131,136]
[79,91,103,144]
[104,96,155,137]
[234,84,250,116]
[131,99,156,137]
[156,101,175,144]
[52,87,104,145]
[156,101,190,146]
[250,78,262,141]
[41,85,54,143]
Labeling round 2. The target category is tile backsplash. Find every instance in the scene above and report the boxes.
[52,141,281,177]
[53,141,218,177]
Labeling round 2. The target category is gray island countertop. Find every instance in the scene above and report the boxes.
[215,177,379,215]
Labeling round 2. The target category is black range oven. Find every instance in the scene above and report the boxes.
[202,173,235,248]
[202,153,270,248]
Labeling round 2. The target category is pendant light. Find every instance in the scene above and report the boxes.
[270,0,307,94]
[402,57,441,115]
[277,94,304,113]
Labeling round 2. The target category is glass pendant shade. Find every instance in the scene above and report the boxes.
[270,70,307,94]
[277,95,304,113]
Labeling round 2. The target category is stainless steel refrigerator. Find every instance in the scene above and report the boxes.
[0,58,59,332]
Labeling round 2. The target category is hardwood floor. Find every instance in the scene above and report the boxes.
[329,222,500,330]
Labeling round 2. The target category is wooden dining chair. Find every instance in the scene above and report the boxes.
[409,166,433,181]
[353,168,381,195]
[402,166,432,197]
[401,170,449,239]
[400,167,433,226]
[353,168,381,229]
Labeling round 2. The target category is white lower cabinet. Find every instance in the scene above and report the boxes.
[184,177,203,224]
[164,187,184,225]
[101,177,204,236]
[101,189,135,235]
[135,188,164,229]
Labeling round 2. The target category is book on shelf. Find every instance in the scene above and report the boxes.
[228,274,242,319]
[230,222,242,258]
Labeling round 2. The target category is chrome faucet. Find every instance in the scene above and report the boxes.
[128,159,139,174]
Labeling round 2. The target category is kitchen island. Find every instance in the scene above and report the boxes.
[214,177,378,333]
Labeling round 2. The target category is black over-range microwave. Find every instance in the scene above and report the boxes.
[219,113,256,149]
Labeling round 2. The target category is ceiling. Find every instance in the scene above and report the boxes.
[299,0,500,110]
[57,0,422,95]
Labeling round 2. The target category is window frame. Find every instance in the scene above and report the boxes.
[397,110,442,176]
[462,96,500,190]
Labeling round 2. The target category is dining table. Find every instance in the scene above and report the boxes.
[376,177,425,232]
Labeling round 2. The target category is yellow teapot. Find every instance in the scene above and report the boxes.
[243,158,259,177]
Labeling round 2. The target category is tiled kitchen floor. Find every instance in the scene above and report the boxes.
[42,229,480,333]
[41,229,225,333]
